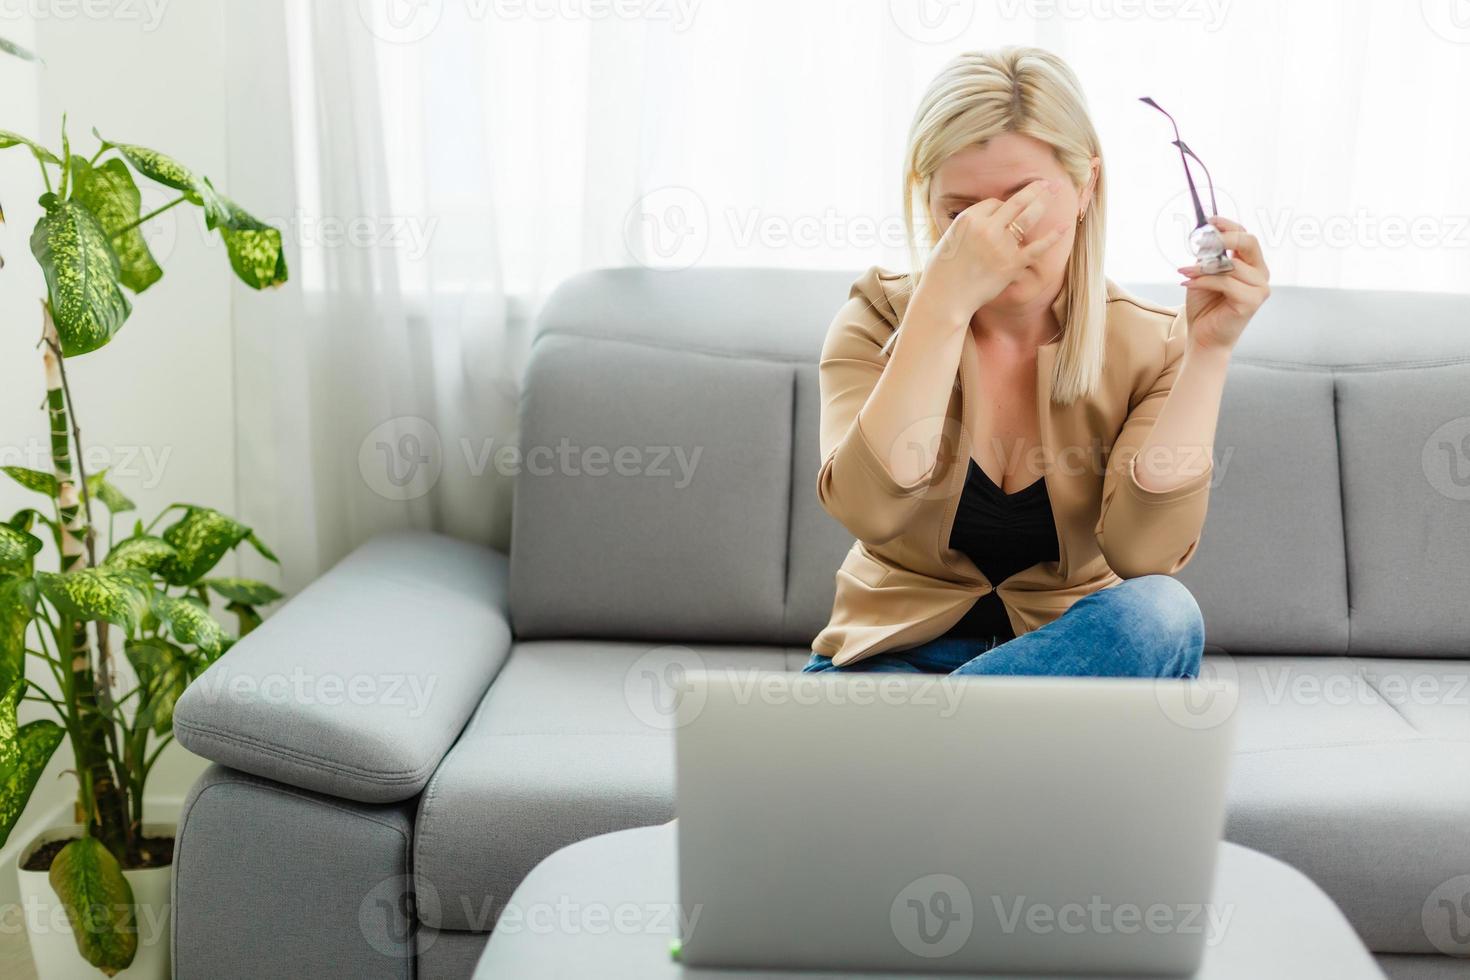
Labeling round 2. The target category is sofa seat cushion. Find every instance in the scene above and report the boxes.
[415,648,1469,953]
[1220,656,1470,953]
[413,640,809,931]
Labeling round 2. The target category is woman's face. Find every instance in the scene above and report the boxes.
[928,132,1094,310]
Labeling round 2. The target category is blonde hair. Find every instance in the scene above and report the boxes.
[902,47,1106,405]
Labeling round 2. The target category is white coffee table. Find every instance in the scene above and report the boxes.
[473,823,1383,979]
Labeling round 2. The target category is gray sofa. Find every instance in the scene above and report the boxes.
[170,268,1470,980]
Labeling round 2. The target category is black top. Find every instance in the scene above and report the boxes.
[943,459,1061,643]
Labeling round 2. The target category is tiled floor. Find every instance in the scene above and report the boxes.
[0,930,37,979]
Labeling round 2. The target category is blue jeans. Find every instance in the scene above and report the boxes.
[803,575,1203,678]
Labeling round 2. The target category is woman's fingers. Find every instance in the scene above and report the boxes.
[1009,188,1053,239]
[968,198,1001,219]
[1215,231,1264,265]
[992,179,1054,228]
[1022,224,1067,261]
[1208,217,1267,272]
[1181,274,1244,306]
[1182,272,1261,308]
[1178,256,1268,288]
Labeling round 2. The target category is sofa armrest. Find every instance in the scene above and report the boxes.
[173,531,512,803]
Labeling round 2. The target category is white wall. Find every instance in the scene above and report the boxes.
[0,0,240,888]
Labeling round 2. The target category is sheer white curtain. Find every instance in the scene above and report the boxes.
[224,0,1470,583]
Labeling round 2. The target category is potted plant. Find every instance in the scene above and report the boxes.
[2,36,289,978]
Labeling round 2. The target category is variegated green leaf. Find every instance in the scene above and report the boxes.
[93,136,286,290]
[226,601,261,638]
[0,682,66,850]
[160,507,249,586]
[150,593,224,657]
[0,128,59,164]
[102,535,176,573]
[30,197,131,356]
[70,158,163,293]
[0,578,37,696]
[8,510,56,549]
[0,718,63,850]
[0,578,36,693]
[0,36,41,62]
[246,531,278,564]
[85,471,135,514]
[9,514,58,567]
[125,638,189,735]
[200,577,282,606]
[48,835,138,974]
[99,137,228,227]
[35,567,149,634]
[0,525,42,577]
[215,195,288,289]
[2,466,59,497]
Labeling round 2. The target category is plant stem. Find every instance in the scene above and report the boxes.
[43,319,123,740]
[22,680,67,716]
[141,737,171,772]
[143,504,186,534]
[112,194,186,238]
[25,642,68,693]
[39,306,87,571]
[57,113,70,199]
[37,620,87,778]
[43,337,97,553]
[40,304,135,855]
[107,684,144,707]
[42,318,125,722]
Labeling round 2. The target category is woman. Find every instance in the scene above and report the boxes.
[805,48,1269,677]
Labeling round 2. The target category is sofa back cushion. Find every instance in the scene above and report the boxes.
[1169,362,1349,654]
[509,269,852,643]
[1131,284,1470,658]
[512,270,1470,657]
[1336,360,1470,655]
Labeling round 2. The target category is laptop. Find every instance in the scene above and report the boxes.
[674,669,1237,975]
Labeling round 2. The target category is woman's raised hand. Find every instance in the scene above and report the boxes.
[856,179,1065,488]
[1178,216,1270,352]
[913,178,1065,327]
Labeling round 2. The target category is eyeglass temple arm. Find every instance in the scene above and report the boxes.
[1172,140,1220,218]
[1139,97,1208,228]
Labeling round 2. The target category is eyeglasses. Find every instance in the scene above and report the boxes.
[1140,96,1233,274]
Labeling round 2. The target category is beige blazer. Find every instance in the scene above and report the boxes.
[813,267,1213,666]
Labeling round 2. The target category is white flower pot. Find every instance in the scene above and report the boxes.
[15,823,173,980]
